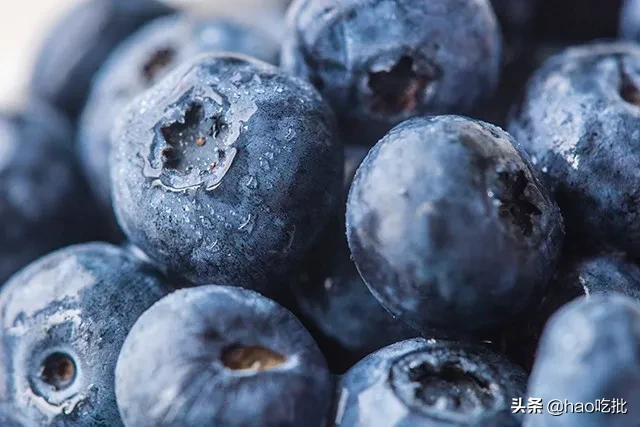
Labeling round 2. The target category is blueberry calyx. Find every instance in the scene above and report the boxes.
[159,103,227,173]
[29,345,84,407]
[149,99,237,192]
[367,56,439,116]
[490,168,542,239]
[390,350,499,420]
[39,352,77,392]
[221,344,287,371]
[143,47,176,82]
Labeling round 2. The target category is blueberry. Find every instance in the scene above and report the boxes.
[505,251,640,371]
[0,243,173,426]
[539,251,640,320]
[490,0,538,42]
[508,42,640,255]
[281,0,502,145]
[342,145,369,192]
[289,144,414,372]
[620,0,640,41]
[333,338,527,426]
[476,44,570,128]
[346,115,564,336]
[290,214,415,373]
[0,404,37,427]
[526,294,640,426]
[30,0,173,119]
[115,285,333,427]
[78,15,279,224]
[0,106,103,285]
[110,54,343,291]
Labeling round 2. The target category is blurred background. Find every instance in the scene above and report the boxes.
[0,0,623,111]
[0,1,79,109]
[0,0,288,110]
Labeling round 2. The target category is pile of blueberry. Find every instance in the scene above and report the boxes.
[3,0,640,425]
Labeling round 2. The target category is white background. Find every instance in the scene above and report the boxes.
[0,0,287,110]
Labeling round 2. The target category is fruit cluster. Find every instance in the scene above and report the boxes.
[1,0,640,426]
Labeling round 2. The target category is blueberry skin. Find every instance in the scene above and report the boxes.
[110,54,343,291]
[526,294,640,427]
[538,252,640,321]
[347,115,564,336]
[30,0,173,119]
[334,338,527,426]
[290,215,416,372]
[78,15,279,215]
[281,0,502,145]
[490,0,538,41]
[0,243,173,426]
[0,404,37,427]
[291,144,415,371]
[620,0,640,41]
[343,145,369,192]
[0,107,102,285]
[505,251,640,371]
[115,285,333,427]
[508,42,640,255]
[476,44,569,128]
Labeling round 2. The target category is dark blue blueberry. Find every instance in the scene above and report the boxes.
[476,44,569,128]
[508,42,640,256]
[0,106,103,285]
[475,48,537,128]
[30,0,173,119]
[490,0,538,42]
[78,15,279,223]
[115,285,333,427]
[333,338,527,426]
[0,404,37,427]
[0,243,173,426]
[290,144,414,372]
[526,294,640,426]
[504,251,640,371]
[343,145,368,192]
[290,232,416,372]
[346,115,564,336]
[620,0,640,40]
[538,251,640,321]
[281,0,502,145]
[110,54,343,292]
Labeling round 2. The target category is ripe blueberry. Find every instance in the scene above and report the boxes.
[526,294,640,426]
[346,115,564,335]
[334,338,527,426]
[115,285,333,427]
[490,0,538,42]
[281,0,502,144]
[78,15,279,222]
[0,105,102,285]
[291,144,414,372]
[0,243,173,426]
[0,403,37,427]
[508,42,640,256]
[621,0,640,41]
[30,0,173,119]
[110,54,343,291]
[505,251,640,371]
